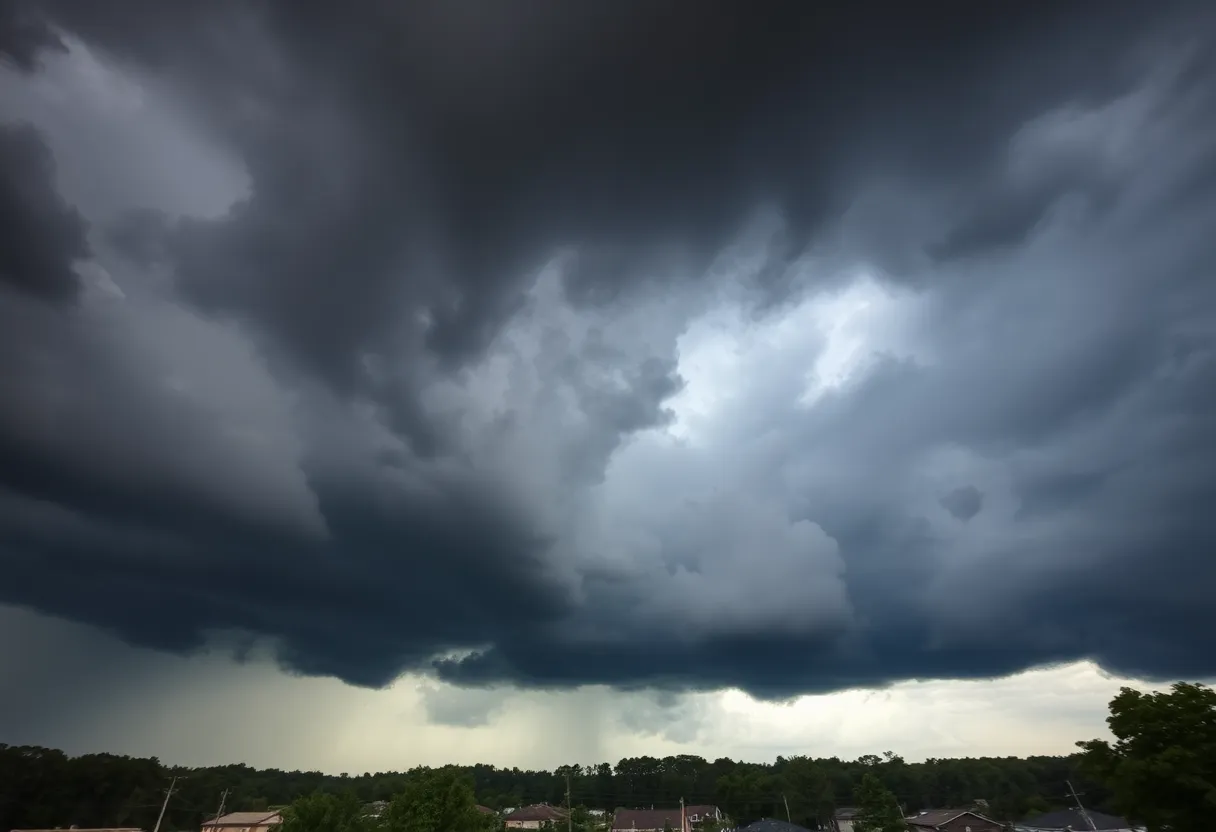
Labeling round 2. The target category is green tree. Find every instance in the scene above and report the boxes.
[280,791,370,832]
[1078,682,1216,832]
[853,773,905,832]
[384,768,492,832]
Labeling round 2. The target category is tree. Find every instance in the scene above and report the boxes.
[853,773,905,832]
[1078,682,1216,832]
[279,791,370,832]
[383,768,493,832]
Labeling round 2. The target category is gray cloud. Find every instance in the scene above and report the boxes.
[939,487,983,523]
[1,0,1215,712]
[0,122,86,301]
[0,0,64,73]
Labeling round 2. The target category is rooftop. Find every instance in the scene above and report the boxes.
[611,808,686,830]
[1020,808,1134,830]
[505,805,568,822]
[204,813,282,827]
[907,809,994,828]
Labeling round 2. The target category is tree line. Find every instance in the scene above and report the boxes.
[2,682,1211,832]
[0,745,1106,830]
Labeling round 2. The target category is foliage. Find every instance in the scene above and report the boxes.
[852,773,905,832]
[280,791,370,832]
[1078,682,1216,832]
[383,768,493,832]
[0,740,1119,832]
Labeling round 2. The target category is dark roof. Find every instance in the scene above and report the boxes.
[1021,808,1132,830]
[907,809,995,828]
[205,813,282,827]
[476,806,496,815]
[612,808,685,830]
[506,805,567,822]
[739,820,811,832]
[834,808,859,819]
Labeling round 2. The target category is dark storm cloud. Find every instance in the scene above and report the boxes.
[0,0,64,72]
[0,122,86,301]
[939,486,983,523]
[1,0,1216,707]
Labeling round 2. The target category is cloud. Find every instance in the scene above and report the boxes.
[0,0,65,73]
[0,0,1214,709]
[939,486,983,523]
[0,122,87,301]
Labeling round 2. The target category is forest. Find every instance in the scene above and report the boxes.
[3,682,1211,832]
[0,743,1106,831]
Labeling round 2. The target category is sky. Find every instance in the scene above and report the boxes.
[1,0,1215,773]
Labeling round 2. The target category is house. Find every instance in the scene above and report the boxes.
[504,804,568,829]
[831,808,859,832]
[739,820,811,832]
[906,809,1002,832]
[201,812,283,832]
[477,806,498,816]
[684,806,724,827]
[611,808,691,832]
[1016,808,1141,831]
[12,828,143,832]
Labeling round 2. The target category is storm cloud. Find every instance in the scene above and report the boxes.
[1,0,1215,704]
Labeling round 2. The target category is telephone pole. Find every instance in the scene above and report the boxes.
[680,797,686,832]
[565,773,572,832]
[152,777,181,832]
[1066,780,1098,831]
[210,789,230,830]
[782,794,791,823]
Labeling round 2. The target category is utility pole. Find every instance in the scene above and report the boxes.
[1065,780,1098,831]
[680,796,686,832]
[210,789,230,831]
[782,794,791,823]
[152,777,181,832]
[566,773,572,832]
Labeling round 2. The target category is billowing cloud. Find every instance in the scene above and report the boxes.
[1,0,1215,709]
[0,122,87,301]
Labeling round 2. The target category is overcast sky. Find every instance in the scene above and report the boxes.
[2,0,1215,772]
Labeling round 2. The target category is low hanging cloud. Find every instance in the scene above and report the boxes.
[0,0,1215,706]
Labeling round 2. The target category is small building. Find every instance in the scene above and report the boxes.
[504,804,568,830]
[1016,808,1141,831]
[739,820,810,832]
[201,811,283,832]
[476,806,498,817]
[906,809,1002,832]
[684,807,724,828]
[831,808,859,832]
[12,828,143,832]
[611,808,691,832]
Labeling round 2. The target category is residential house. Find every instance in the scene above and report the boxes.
[739,820,810,832]
[201,812,283,832]
[831,808,859,832]
[684,806,724,828]
[12,828,143,832]
[504,804,568,829]
[905,809,1002,832]
[611,808,691,832]
[476,806,497,817]
[1015,808,1141,831]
